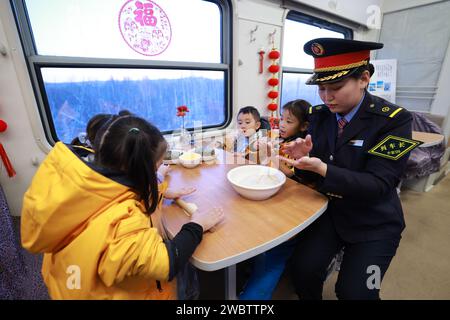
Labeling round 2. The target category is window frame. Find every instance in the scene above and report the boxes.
[11,0,233,144]
[281,11,353,105]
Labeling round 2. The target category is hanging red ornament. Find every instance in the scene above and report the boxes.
[258,48,265,74]
[0,120,7,133]
[268,64,280,73]
[267,78,279,86]
[267,103,278,111]
[268,49,280,60]
[268,91,279,99]
[0,143,15,177]
[269,116,280,130]
[265,45,281,129]
[0,117,14,177]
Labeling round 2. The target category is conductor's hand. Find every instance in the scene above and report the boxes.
[281,134,313,159]
[278,155,327,177]
[191,207,225,232]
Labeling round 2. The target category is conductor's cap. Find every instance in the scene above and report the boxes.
[303,38,383,84]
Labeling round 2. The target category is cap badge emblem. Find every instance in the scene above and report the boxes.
[311,43,325,56]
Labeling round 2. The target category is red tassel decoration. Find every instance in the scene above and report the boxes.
[258,49,265,74]
[0,143,16,177]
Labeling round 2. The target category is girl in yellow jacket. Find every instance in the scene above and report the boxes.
[21,114,224,299]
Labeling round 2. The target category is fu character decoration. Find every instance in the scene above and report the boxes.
[0,118,15,177]
[267,48,280,129]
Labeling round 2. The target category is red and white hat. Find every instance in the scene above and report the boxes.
[303,38,383,84]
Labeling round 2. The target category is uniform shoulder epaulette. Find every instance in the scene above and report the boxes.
[308,104,328,115]
[366,102,404,118]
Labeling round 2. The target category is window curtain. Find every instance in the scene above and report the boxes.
[377,1,450,111]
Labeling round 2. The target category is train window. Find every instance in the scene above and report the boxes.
[12,0,232,143]
[281,12,352,107]
[281,73,324,106]
[24,0,221,63]
[40,68,226,142]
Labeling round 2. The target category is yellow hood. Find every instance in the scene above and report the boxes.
[21,142,135,253]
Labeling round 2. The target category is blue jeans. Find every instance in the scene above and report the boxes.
[239,238,297,300]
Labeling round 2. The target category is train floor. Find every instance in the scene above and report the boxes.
[7,174,450,300]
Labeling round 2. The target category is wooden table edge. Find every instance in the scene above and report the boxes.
[189,201,329,271]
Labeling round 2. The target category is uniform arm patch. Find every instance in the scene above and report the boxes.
[368,135,422,160]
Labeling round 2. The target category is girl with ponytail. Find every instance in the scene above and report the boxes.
[21,113,224,299]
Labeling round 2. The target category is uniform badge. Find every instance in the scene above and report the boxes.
[311,43,325,56]
[349,140,364,147]
[368,135,422,160]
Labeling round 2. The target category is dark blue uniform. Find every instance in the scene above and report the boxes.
[291,92,413,299]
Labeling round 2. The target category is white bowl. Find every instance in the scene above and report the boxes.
[179,152,202,169]
[227,165,286,201]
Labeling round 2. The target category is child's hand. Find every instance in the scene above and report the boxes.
[279,161,294,177]
[254,136,276,157]
[164,187,196,199]
[191,207,225,232]
[157,164,171,177]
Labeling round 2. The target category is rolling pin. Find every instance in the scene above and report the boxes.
[174,198,198,216]
[174,199,216,232]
